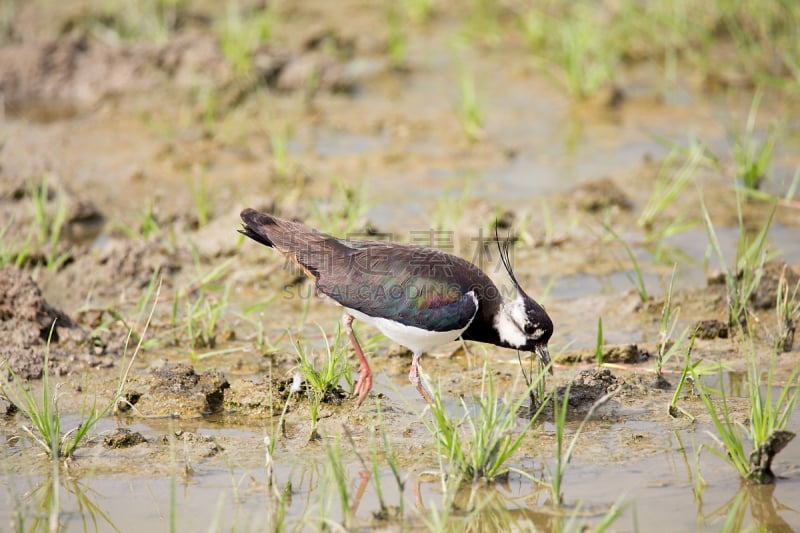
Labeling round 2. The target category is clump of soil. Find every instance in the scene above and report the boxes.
[568,177,633,213]
[706,261,800,311]
[0,175,103,268]
[0,32,160,118]
[95,239,179,289]
[127,363,229,418]
[103,428,147,449]
[298,383,349,404]
[694,319,729,340]
[224,377,286,416]
[0,265,86,379]
[750,261,800,310]
[557,368,624,410]
[156,430,224,459]
[0,175,103,234]
[0,20,383,120]
[748,430,795,484]
[59,238,182,302]
[558,344,651,365]
[0,395,16,416]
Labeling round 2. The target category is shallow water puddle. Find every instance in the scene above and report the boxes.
[5,408,798,531]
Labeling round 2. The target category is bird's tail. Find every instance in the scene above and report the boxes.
[239,208,346,280]
[239,208,281,249]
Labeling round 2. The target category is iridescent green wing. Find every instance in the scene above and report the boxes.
[318,244,481,332]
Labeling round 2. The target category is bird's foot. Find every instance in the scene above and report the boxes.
[354,365,373,407]
[344,312,373,407]
[409,355,434,405]
[414,379,434,405]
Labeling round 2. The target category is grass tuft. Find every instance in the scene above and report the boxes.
[775,264,800,353]
[218,0,274,77]
[657,265,691,381]
[384,1,407,68]
[730,90,779,192]
[594,317,604,366]
[311,179,371,238]
[455,65,484,142]
[555,4,616,100]
[668,330,699,420]
[292,324,351,440]
[29,175,71,271]
[1,280,160,459]
[604,223,648,303]
[694,327,799,484]
[700,191,775,327]
[422,363,545,483]
[190,171,211,228]
[638,142,704,232]
[0,215,34,269]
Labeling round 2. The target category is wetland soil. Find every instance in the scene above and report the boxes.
[2,1,800,531]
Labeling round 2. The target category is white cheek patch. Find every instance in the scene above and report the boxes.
[494,293,527,348]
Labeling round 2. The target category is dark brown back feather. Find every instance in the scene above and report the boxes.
[240,208,349,281]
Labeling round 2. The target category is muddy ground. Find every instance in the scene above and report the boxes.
[2,1,800,531]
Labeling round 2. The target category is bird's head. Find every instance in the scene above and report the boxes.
[493,233,554,372]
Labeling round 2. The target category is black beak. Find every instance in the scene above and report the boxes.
[536,344,553,375]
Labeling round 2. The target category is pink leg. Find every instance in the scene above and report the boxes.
[409,351,434,404]
[344,313,372,406]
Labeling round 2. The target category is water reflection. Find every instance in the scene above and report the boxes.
[706,483,796,532]
[411,472,618,532]
[21,475,120,532]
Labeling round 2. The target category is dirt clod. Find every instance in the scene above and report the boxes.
[748,430,796,484]
[694,319,729,339]
[0,395,17,416]
[569,177,633,213]
[559,344,650,365]
[224,378,286,416]
[0,32,159,117]
[59,238,181,304]
[0,266,85,378]
[750,261,800,310]
[558,368,623,409]
[158,431,223,458]
[103,428,147,449]
[117,391,142,413]
[130,363,229,418]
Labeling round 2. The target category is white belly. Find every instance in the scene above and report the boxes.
[345,307,473,354]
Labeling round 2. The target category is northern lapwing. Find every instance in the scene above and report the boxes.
[239,208,553,406]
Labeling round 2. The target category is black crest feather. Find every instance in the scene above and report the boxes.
[494,224,525,294]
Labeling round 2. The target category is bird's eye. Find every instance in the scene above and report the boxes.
[524,323,537,335]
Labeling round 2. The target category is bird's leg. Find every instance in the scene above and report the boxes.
[343,312,372,406]
[409,351,434,404]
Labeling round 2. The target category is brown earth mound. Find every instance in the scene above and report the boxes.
[0,265,86,379]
